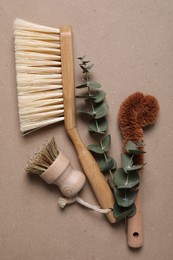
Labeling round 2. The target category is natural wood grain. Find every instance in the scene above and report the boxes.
[60,27,116,223]
[60,26,76,131]
[68,127,115,223]
[127,189,143,248]
[40,152,86,198]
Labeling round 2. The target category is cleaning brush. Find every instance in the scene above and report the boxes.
[14,19,115,223]
[26,137,86,198]
[14,19,64,133]
[119,92,159,248]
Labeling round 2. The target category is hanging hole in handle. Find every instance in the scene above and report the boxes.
[133,232,139,238]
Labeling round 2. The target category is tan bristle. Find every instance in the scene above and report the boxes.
[14,19,64,134]
[26,137,59,175]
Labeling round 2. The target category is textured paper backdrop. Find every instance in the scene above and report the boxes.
[0,1,173,259]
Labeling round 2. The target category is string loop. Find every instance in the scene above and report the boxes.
[58,196,112,214]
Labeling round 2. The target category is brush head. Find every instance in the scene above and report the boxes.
[119,92,160,164]
[14,19,64,134]
[26,137,59,175]
[26,137,86,198]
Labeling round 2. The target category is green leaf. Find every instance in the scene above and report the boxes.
[137,140,145,148]
[113,168,140,189]
[127,164,145,171]
[84,91,105,103]
[87,81,101,89]
[76,94,90,99]
[80,65,89,73]
[126,140,145,155]
[113,203,134,223]
[86,64,94,70]
[82,60,90,64]
[128,203,136,218]
[128,149,145,155]
[87,144,104,155]
[85,90,106,103]
[94,103,109,119]
[110,158,117,170]
[97,157,115,172]
[121,153,133,173]
[101,135,111,152]
[77,55,86,60]
[88,118,108,134]
[126,141,138,151]
[114,187,138,207]
[76,83,88,89]
[78,108,94,117]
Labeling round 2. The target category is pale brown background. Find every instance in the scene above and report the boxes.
[0,0,173,259]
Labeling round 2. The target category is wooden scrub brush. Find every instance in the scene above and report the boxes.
[26,138,86,198]
[14,19,115,223]
[119,92,159,248]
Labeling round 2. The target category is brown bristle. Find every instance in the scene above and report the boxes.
[119,92,160,164]
[26,137,59,175]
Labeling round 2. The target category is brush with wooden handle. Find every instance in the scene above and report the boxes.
[119,92,159,248]
[26,137,86,198]
[14,19,115,223]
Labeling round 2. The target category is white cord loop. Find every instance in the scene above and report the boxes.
[58,196,112,214]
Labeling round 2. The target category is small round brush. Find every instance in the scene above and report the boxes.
[26,138,86,198]
[119,92,159,248]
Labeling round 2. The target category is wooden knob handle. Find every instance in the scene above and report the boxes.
[127,189,143,248]
[57,169,86,197]
[40,152,86,198]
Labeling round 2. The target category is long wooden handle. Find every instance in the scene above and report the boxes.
[68,127,115,223]
[60,26,76,131]
[127,189,143,248]
[60,27,116,223]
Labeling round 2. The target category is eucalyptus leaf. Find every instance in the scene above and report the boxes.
[86,64,94,70]
[87,144,104,155]
[87,81,101,89]
[137,140,145,148]
[85,90,105,103]
[88,118,108,134]
[110,158,117,170]
[78,108,94,117]
[126,141,145,155]
[76,94,90,99]
[80,65,89,73]
[94,103,109,119]
[127,164,145,171]
[92,90,106,103]
[121,153,133,173]
[126,141,138,151]
[128,203,136,218]
[97,157,114,172]
[127,149,145,155]
[114,187,138,207]
[76,83,88,89]
[113,168,140,189]
[113,203,134,223]
[101,135,111,152]
[84,90,105,103]
[77,55,86,60]
[82,60,90,64]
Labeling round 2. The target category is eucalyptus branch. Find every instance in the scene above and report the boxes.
[113,140,146,222]
[76,56,146,223]
[76,56,116,181]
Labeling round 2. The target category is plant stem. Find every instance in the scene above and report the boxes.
[86,71,114,180]
[100,140,113,180]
